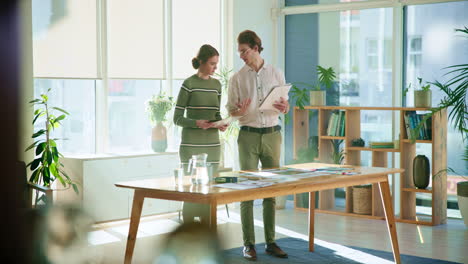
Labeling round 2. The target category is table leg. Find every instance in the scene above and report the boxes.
[124,190,144,264]
[379,180,401,264]
[210,200,217,232]
[309,191,316,252]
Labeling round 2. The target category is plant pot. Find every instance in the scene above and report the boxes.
[457,181,468,227]
[310,90,326,106]
[152,122,167,152]
[413,155,430,189]
[414,90,432,108]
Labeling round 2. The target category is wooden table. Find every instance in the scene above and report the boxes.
[115,163,403,264]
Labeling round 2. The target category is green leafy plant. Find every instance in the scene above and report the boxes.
[25,88,78,205]
[417,77,431,92]
[292,137,318,164]
[331,139,345,165]
[412,27,468,180]
[290,65,336,109]
[215,67,240,142]
[146,93,174,125]
[403,77,431,97]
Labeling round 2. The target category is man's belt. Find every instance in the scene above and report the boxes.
[240,125,281,134]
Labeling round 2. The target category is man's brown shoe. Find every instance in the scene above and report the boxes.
[265,243,288,258]
[243,245,257,261]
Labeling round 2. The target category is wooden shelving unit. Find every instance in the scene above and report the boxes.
[292,106,447,225]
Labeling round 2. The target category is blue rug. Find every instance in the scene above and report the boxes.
[223,237,462,263]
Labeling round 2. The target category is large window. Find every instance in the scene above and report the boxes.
[404,1,468,217]
[107,80,164,154]
[172,0,221,79]
[32,0,98,78]
[33,79,96,154]
[107,0,165,79]
[32,0,223,155]
[284,3,393,165]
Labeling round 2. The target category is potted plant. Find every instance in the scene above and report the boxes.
[25,88,78,206]
[146,93,174,152]
[290,65,337,107]
[414,77,432,108]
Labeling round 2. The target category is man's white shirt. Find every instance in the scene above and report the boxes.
[226,62,287,128]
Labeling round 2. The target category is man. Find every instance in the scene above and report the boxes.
[226,30,289,261]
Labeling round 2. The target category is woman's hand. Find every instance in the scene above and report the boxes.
[196,120,213,130]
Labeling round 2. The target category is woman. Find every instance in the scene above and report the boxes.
[173,44,227,224]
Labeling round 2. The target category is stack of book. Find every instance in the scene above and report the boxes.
[369,141,394,149]
[326,110,345,137]
[403,111,432,140]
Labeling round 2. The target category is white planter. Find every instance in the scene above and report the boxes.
[414,90,432,108]
[310,90,326,106]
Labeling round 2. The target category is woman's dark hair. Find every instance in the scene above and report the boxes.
[192,44,219,69]
[237,30,263,53]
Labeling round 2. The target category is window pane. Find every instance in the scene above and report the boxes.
[284,8,393,164]
[172,0,221,79]
[404,1,468,218]
[32,0,97,78]
[286,0,370,7]
[107,80,175,154]
[33,79,96,154]
[107,0,164,78]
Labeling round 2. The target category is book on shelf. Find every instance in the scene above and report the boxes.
[369,141,394,148]
[326,110,345,137]
[403,111,432,140]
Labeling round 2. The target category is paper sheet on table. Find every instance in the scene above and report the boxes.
[259,84,292,112]
[213,180,274,190]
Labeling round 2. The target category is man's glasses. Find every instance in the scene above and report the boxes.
[237,48,251,57]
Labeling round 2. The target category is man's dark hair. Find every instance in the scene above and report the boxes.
[237,30,264,53]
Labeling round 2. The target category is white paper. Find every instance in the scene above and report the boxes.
[213,180,274,190]
[259,84,292,112]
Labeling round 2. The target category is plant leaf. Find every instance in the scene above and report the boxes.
[32,129,46,138]
[43,168,50,185]
[32,112,43,125]
[30,158,42,171]
[52,147,59,163]
[54,114,66,122]
[25,140,40,152]
[72,183,79,194]
[46,149,53,165]
[41,94,48,102]
[35,142,46,156]
[29,168,40,183]
[28,99,42,104]
[52,107,70,115]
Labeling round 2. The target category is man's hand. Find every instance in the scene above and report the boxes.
[196,120,213,130]
[218,124,229,132]
[273,97,289,114]
[232,98,251,116]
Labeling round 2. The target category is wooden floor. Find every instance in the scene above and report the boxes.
[88,201,468,264]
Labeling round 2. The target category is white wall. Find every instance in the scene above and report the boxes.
[232,0,277,71]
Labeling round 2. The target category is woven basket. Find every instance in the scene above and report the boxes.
[352,185,372,215]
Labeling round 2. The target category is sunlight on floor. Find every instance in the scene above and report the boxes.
[88,210,396,264]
